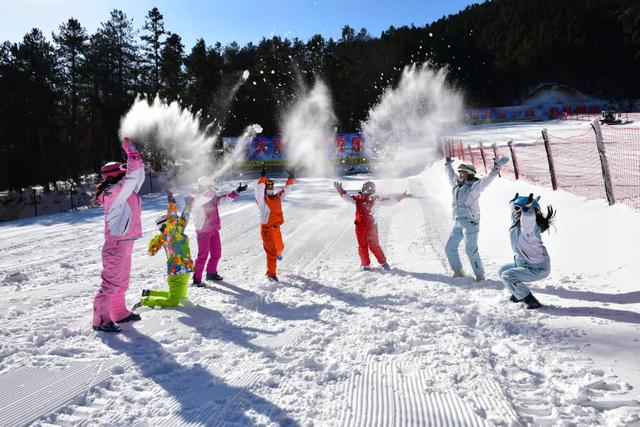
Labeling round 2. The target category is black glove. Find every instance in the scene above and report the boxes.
[509,193,519,203]
[236,183,248,193]
[260,163,267,177]
[286,168,295,179]
[445,156,453,165]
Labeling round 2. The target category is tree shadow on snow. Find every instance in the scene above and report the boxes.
[174,304,276,358]
[102,328,299,426]
[542,305,640,325]
[533,287,640,305]
[204,281,333,322]
[285,273,404,311]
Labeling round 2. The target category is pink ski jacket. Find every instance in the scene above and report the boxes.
[101,138,145,241]
[192,190,238,232]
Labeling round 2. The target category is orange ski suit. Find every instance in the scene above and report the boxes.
[256,176,295,276]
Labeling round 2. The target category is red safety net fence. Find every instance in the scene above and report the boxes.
[601,125,640,211]
[441,122,640,212]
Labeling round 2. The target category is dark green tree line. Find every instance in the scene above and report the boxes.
[1,0,639,190]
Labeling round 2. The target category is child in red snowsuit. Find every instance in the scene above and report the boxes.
[334,180,408,270]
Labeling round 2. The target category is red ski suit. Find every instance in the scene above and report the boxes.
[337,187,406,267]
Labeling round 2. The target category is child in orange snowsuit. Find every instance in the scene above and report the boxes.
[255,165,295,281]
[334,180,408,270]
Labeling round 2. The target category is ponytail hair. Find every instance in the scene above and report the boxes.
[93,174,124,202]
[535,205,556,233]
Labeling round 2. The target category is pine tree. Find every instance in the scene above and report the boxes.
[141,7,166,96]
[160,32,184,103]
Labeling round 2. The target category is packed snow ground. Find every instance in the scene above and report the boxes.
[1,158,640,425]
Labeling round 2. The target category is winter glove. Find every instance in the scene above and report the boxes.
[184,194,195,208]
[286,168,295,179]
[333,181,343,192]
[166,190,176,204]
[525,193,541,210]
[260,163,267,177]
[510,193,519,203]
[122,137,140,159]
[236,183,248,193]
[445,156,453,165]
[494,156,509,167]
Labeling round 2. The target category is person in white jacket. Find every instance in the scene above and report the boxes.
[444,155,509,281]
[498,193,555,309]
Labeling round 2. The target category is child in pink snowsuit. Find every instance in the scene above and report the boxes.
[191,178,247,285]
[92,138,145,332]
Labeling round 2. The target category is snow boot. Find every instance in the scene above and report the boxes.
[206,272,223,281]
[193,277,205,287]
[523,293,542,309]
[117,312,141,323]
[509,295,522,303]
[266,274,279,282]
[141,289,150,297]
[452,270,465,278]
[93,322,121,333]
[277,255,283,261]
[361,265,371,271]
[381,262,391,271]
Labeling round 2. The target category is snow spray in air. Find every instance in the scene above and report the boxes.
[119,95,217,183]
[281,79,336,177]
[362,63,463,177]
[212,123,262,181]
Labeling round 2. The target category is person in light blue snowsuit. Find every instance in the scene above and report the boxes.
[445,155,509,281]
[498,193,555,309]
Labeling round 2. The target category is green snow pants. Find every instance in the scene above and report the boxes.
[140,273,190,308]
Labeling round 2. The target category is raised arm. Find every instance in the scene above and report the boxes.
[333,181,355,204]
[472,156,509,195]
[278,168,295,200]
[176,195,194,235]
[377,192,409,205]
[115,138,145,202]
[444,157,458,187]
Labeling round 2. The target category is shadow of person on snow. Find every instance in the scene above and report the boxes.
[204,280,333,322]
[532,287,640,305]
[173,304,276,358]
[541,305,640,325]
[389,268,504,291]
[101,328,299,426]
[284,273,404,311]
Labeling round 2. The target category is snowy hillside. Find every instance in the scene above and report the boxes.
[1,154,640,424]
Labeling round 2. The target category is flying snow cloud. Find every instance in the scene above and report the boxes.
[119,96,217,183]
[281,79,337,177]
[362,63,464,177]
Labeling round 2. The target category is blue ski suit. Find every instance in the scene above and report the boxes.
[445,160,500,278]
[498,202,550,300]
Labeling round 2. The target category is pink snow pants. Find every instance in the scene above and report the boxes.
[93,239,135,327]
[194,230,222,282]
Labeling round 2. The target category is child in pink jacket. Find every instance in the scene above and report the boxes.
[92,137,145,332]
[191,177,247,285]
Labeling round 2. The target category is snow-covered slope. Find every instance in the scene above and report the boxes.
[1,163,640,426]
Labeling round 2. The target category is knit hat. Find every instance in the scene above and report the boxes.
[457,163,476,175]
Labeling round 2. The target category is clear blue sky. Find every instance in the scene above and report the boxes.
[0,0,480,49]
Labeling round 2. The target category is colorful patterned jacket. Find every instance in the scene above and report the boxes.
[148,201,194,275]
